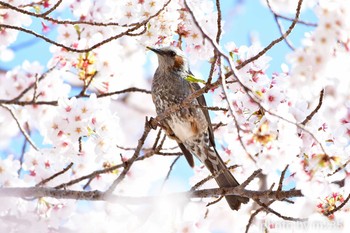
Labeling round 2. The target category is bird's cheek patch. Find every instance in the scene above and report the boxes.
[173,55,184,69]
[190,119,199,134]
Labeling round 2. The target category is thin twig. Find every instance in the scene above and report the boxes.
[152,129,163,150]
[10,64,57,102]
[301,89,324,125]
[278,165,289,191]
[54,164,123,189]
[82,178,93,190]
[190,165,239,191]
[206,195,224,207]
[39,0,63,17]
[156,152,183,156]
[159,155,181,191]
[32,74,39,101]
[54,147,176,190]
[324,193,350,216]
[276,15,317,26]
[0,87,151,106]
[193,104,228,112]
[275,17,295,50]
[236,0,303,69]
[245,198,277,233]
[78,71,98,97]
[254,198,307,221]
[92,87,151,98]
[36,163,74,187]
[78,137,83,153]
[328,159,350,177]
[240,169,262,188]
[1,104,38,151]
[245,206,265,233]
[219,57,256,162]
[17,123,30,176]
[207,56,217,85]
[215,0,222,43]
[206,0,223,84]
[104,118,152,197]
[0,23,141,53]
[212,122,227,131]
[266,0,295,50]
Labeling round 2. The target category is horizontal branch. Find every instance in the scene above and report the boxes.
[0,187,105,200]
[0,186,303,204]
[0,87,151,106]
[0,23,140,53]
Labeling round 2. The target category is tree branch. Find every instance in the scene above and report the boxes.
[0,87,151,106]
[324,193,350,216]
[254,198,307,221]
[0,23,142,53]
[0,104,38,151]
[301,89,324,125]
[36,163,74,187]
[0,185,303,203]
[160,155,181,191]
[191,165,240,191]
[39,0,63,17]
[266,0,295,50]
[236,0,303,69]
[104,118,152,197]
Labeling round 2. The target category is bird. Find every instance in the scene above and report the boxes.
[148,46,249,210]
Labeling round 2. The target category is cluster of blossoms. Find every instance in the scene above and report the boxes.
[288,1,350,95]
[0,89,174,233]
[52,27,148,94]
[317,192,345,219]
[0,61,70,147]
[53,0,218,86]
[0,0,33,61]
[211,42,299,174]
[207,37,350,224]
[286,0,350,219]
[44,95,120,156]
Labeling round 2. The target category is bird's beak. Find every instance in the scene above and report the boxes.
[146,46,164,56]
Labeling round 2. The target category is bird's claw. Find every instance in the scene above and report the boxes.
[148,117,158,130]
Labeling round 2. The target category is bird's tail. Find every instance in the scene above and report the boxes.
[203,149,249,210]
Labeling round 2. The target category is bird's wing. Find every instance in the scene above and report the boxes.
[161,119,195,167]
[189,77,216,148]
[178,143,195,167]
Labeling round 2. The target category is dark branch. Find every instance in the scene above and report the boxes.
[36,163,74,187]
[104,118,152,196]
[301,89,324,125]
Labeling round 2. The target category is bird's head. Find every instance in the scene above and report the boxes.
[147,46,189,72]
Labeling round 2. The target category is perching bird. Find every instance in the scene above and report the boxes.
[148,46,248,210]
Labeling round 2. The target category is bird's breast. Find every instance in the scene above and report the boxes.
[167,113,203,142]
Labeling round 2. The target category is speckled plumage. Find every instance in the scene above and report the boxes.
[149,46,248,210]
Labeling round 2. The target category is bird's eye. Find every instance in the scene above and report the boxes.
[169,51,176,57]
